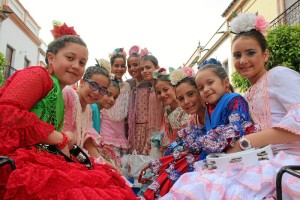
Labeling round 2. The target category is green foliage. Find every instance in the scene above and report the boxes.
[231,71,250,93]
[266,24,300,71]
[0,52,7,87]
[232,24,300,92]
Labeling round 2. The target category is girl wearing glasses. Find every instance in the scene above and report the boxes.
[62,65,110,160]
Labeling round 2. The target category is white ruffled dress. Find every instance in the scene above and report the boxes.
[161,67,300,200]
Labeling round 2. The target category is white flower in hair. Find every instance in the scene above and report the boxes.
[97,58,111,72]
[109,73,115,80]
[169,68,187,86]
[230,13,256,34]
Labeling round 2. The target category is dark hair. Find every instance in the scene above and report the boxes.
[154,74,171,87]
[45,35,87,65]
[127,54,140,68]
[128,53,140,59]
[141,55,159,67]
[233,29,268,52]
[110,54,126,66]
[83,65,109,80]
[175,77,197,89]
[197,64,234,92]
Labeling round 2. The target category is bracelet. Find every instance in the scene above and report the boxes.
[57,132,69,149]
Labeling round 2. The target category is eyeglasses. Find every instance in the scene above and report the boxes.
[84,79,108,95]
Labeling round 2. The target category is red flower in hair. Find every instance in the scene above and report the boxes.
[51,23,79,39]
[158,68,166,73]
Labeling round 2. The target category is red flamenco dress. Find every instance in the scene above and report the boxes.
[0,66,136,200]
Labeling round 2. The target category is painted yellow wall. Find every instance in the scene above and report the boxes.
[242,0,280,22]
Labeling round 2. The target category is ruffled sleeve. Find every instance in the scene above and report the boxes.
[0,66,54,154]
[197,96,258,153]
[269,67,300,135]
[62,87,101,147]
[62,86,77,134]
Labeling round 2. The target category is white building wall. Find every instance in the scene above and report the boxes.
[201,37,233,80]
[0,19,38,70]
[0,0,41,71]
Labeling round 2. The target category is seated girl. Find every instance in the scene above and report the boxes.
[162,13,300,200]
[152,68,190,155]
[141,62,257,199]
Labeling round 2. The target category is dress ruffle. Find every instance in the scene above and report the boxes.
[275,105,300,135]
[101,135,129,149]
[0,104,54,154]
[0,147,136,200]
[162,151,300,200]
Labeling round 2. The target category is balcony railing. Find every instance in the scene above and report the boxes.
[270,0,300,28]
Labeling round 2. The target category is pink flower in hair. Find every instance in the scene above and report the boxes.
[140,48,150,58]
[129,45,140,55]
[255,15,270,36]
[182,66,195,77]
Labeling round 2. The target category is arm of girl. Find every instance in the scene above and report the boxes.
[227,128,300,153]
[199,96,257,153]
[83,138,100,158]
[227,68,300,153]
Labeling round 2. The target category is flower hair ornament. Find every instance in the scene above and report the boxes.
[198,58,222,69]
[129,45,140,55]
[169,66,195,86]
[96,58,111,72]
[50,20,79,39]
[111,76,121,88]
[109,48,127,58]
[140,47,150,58]
[229,12,270,36]
[153,68,167,79]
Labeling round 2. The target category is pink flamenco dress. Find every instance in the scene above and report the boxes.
[62,86,104,163]
[0,66,136,200]
[127,80,152,155]
[100,81,130,167]
[162,67,300,200]
[161,106,190,153]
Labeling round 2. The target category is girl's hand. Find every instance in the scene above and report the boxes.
[226,142,242,154]
[105,159,121,174]
[64,131,76,149]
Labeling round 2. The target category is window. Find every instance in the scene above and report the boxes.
[5,45,15,79]
[223,59,229,74]
[24,56,30,68]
